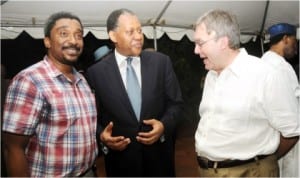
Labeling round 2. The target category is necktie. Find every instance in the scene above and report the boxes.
[126,57,141,120]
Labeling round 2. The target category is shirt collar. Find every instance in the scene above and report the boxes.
[43,56,62,77]
[266,51,286,65]
[226,48,248,78]
[115,49,140,67]
[43,55,82,84]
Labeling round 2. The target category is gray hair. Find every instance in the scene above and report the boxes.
[44,11,83,37]
[106,8,136,33]
[195,9,240,49]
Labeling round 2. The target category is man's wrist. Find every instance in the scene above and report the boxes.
[100,142,109,155]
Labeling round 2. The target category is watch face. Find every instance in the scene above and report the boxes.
[101,142,109,155]
[103,145,109,155]
[160,135,165,142]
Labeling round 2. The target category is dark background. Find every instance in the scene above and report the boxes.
[1,31,299,124]
[1,30,299,177]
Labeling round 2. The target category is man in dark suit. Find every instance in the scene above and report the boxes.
[85,8,183,177]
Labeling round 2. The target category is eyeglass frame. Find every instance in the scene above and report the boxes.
[195,37,218,48]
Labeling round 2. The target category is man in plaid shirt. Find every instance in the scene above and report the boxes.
[2,12,98,177]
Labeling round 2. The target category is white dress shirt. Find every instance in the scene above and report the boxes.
[195,48,299,161]
[262,50,300,177]
[115,49,142,89]
[262,51,299,97]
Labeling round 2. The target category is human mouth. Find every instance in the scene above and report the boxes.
[63,46,81,55]
[133,43,143,48]
[203,58,210,66]
[201,56,207,61]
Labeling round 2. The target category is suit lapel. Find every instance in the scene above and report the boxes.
[105,54,139,121]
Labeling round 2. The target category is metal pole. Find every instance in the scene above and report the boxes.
[260,37,265,55]
[152,0,172,51]
[259,0,270,55]
[153,26,157,51]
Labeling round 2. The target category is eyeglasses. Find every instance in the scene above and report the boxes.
[195,37,217,48]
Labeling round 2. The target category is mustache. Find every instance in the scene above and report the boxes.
[62,45,81,51]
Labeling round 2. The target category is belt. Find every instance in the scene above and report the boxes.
[197,154,270,169]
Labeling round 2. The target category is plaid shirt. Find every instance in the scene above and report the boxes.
[2,56,98,177]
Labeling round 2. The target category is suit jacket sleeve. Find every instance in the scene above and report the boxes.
[84,70,104,146]
[160,55,183,139]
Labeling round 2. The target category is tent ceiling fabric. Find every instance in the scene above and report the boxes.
[1,0,299,43]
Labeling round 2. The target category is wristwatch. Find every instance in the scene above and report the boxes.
[100,142,109,155]
[160,134,165,143]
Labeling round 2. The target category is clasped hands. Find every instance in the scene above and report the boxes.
[100,119,164,151]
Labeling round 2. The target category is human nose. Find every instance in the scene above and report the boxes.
[70,34,78,44]
[68,33,82,44]
[194,44,201,55]
[134,30,143,40]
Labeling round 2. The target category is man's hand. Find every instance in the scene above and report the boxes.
[136,119,164,145]
[100,122,131,151]
[276,134,299,159]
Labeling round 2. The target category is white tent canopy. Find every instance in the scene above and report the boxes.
[1,0,299,45]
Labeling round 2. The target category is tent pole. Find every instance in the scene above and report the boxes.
[1,0,8,5]
[154,0,172,25]
[153,26,157,51]
[259,0,270,55]
[260,37,265,55]
[152,0,172,51]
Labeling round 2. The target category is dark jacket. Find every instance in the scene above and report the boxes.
[85,50,183,177]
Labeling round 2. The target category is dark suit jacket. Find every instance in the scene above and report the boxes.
[86,50,183,177]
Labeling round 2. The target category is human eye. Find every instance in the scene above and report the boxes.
[126,30,134,36]
[137,28,142,34]
[75,32,83,40]
[59,30,69,38]
[195,40,204,47]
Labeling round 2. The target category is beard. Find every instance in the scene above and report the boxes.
[60,45,82,65]
[60,57,78,66]
[283,47,296,60]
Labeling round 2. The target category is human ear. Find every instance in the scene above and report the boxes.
[282,35,290,44]
[44,37,51,48]
[109,31,117,43]
[219,36,228,49]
